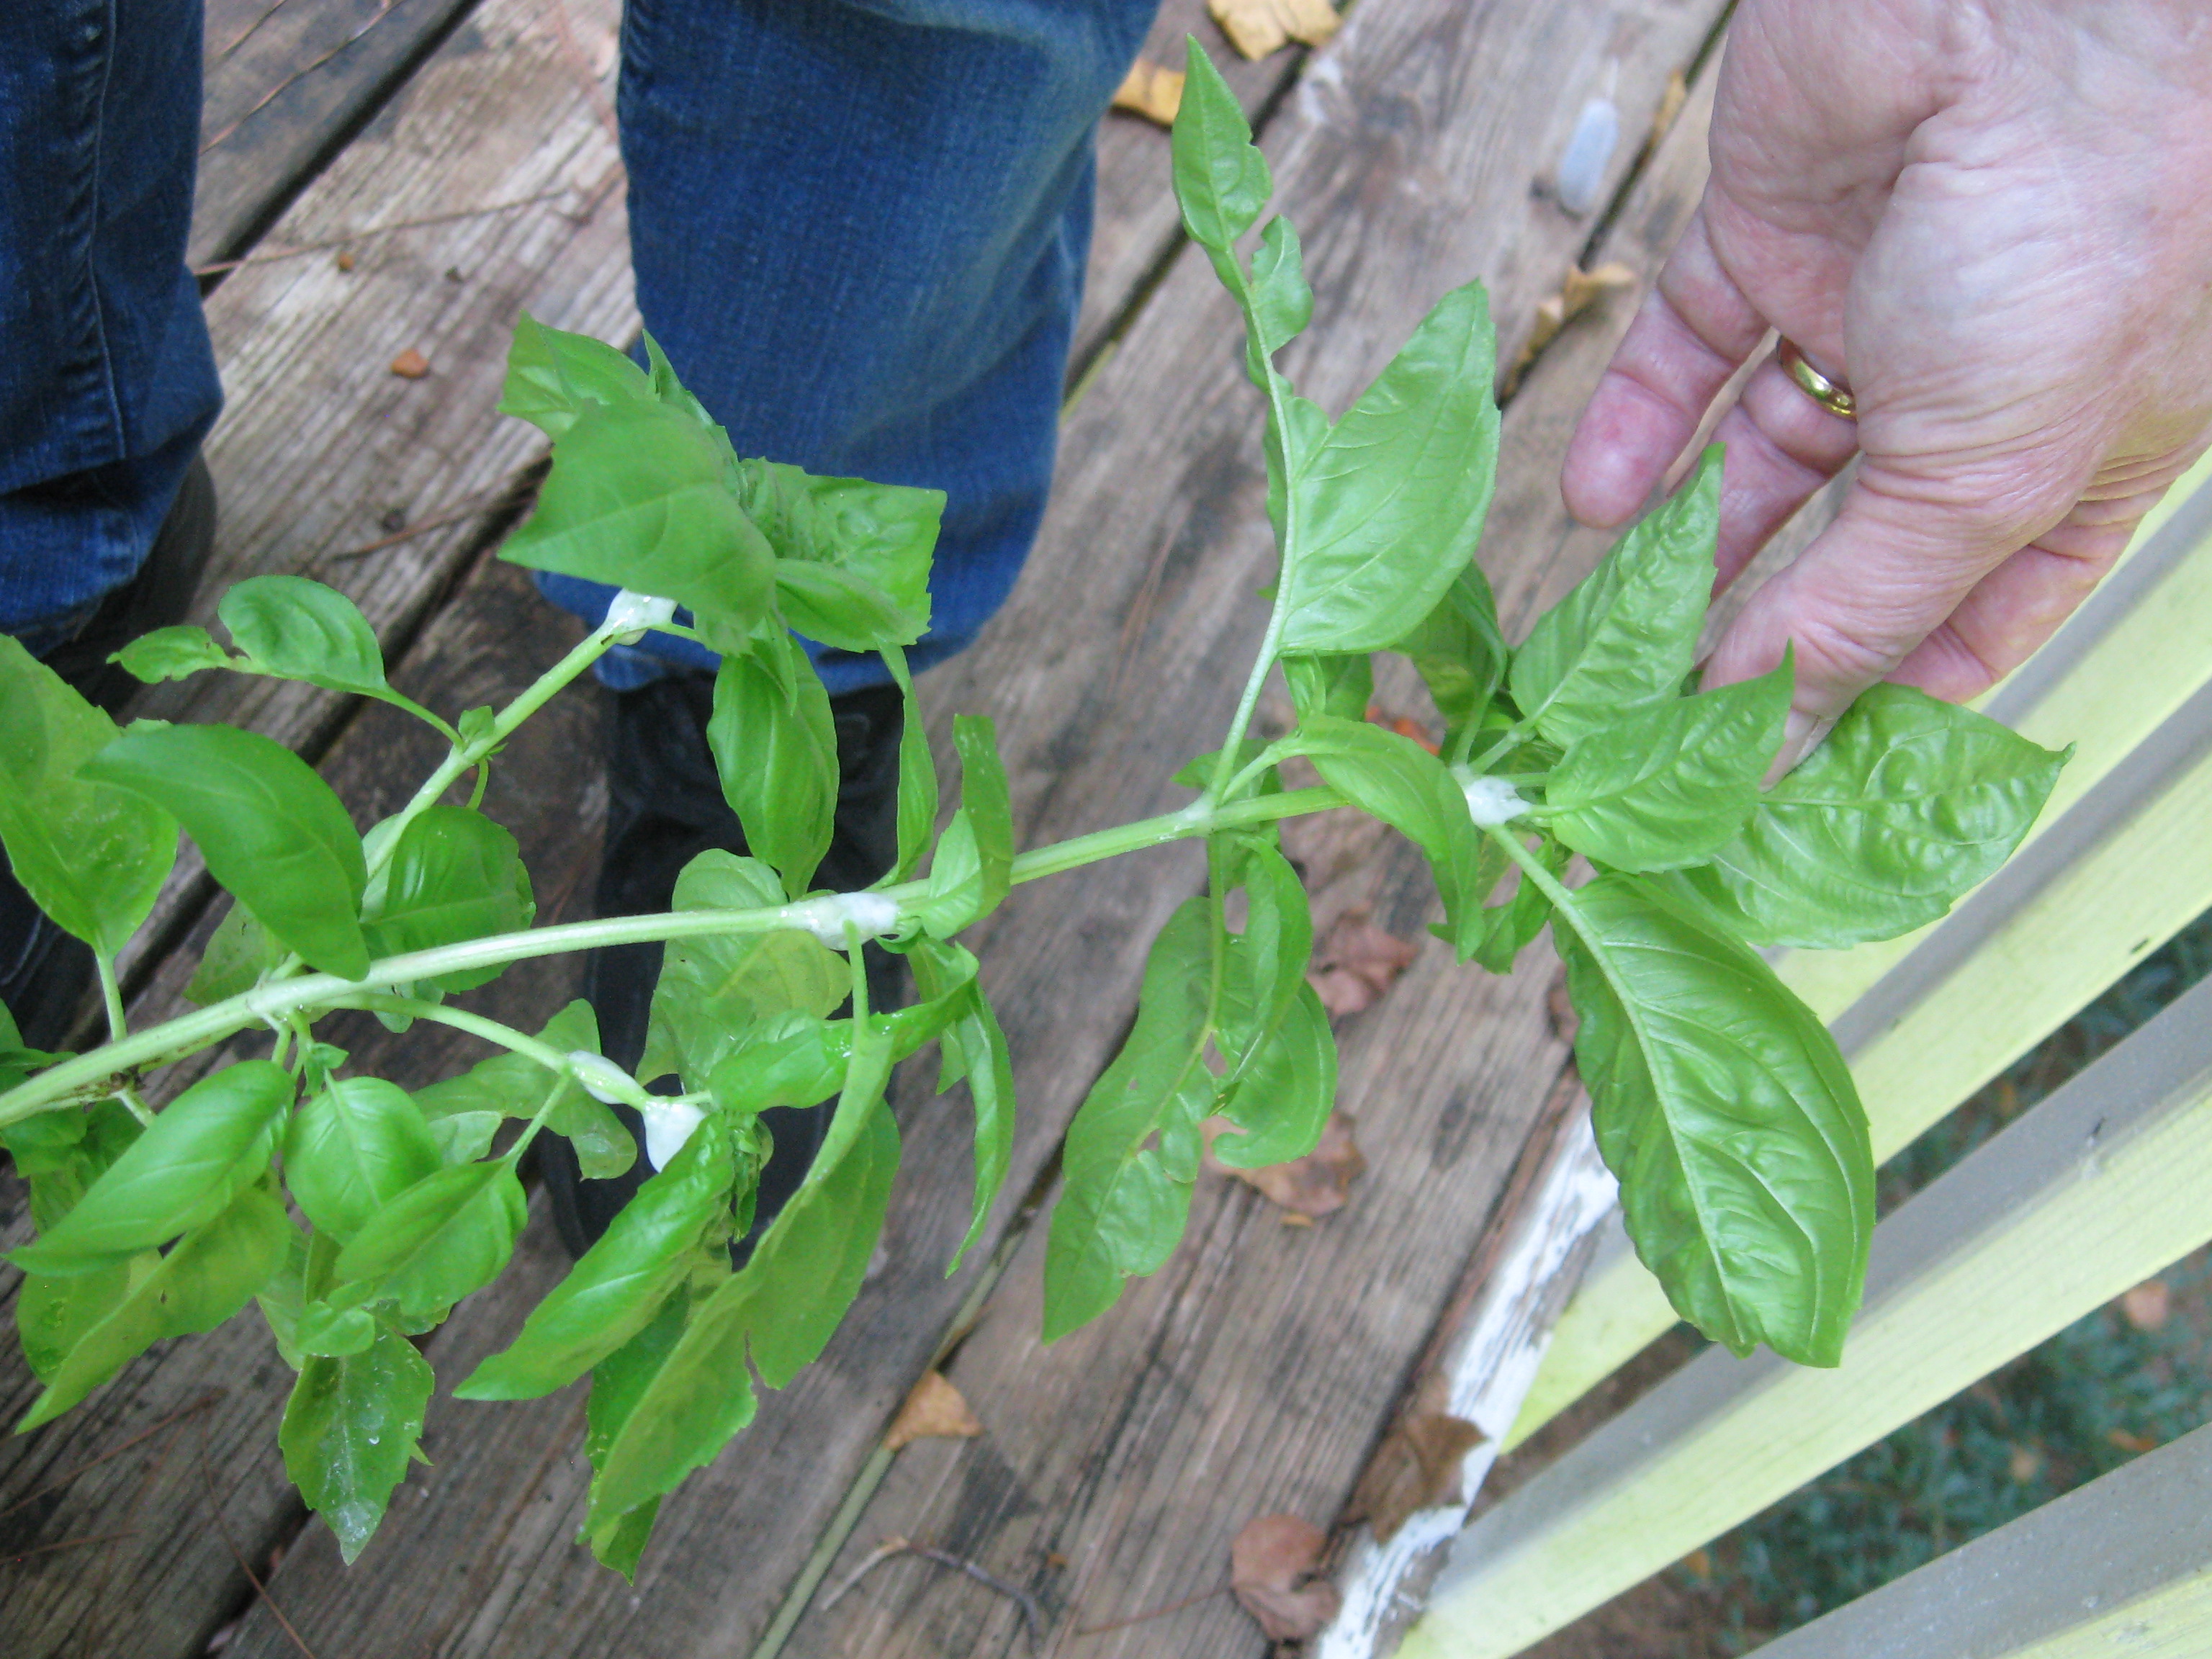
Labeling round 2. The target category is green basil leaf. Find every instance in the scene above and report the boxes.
[217,575,390,699]
[728,458,939,642]
[328,1159,528,1321]
[1044,900,1218,1341]
[9,1060,291,1274]
[580,1288,690,1577]
[1683,684,2069,948]
[908,938,1016,1269]
[641,852,848,1087]
[1282,652,1374,727]
[284,1076,443,1244]
[0,1097,140,1231]
[498,399,775,632]
[498,312,655,439]
[1467,831,1554,976]
[296,1292,378,1358]
[708,633,837,899]
[1214,982,1336,1169]
[83,721,370,979]
[1215,840,1314,1076]
[458,1118,737,1401]
[279,1319,435,1562]
[1393,564,1506,739]
[704,1012,850,1115]
[185,903,282,1005]
[881,644,937,884]
[359,805,534,991]
[17,1257,141,1382]
[1244,216,1313,382]
[1557,873,1873,1365]
[1277,282,1501,654]
[0,635,178,956]
[1171,36,1269,253]
[590,1104,899,1524]
[1509,448,1720,748]
[408,999,631,1179]
[910,716,1012,938]
[113,624,239,685]
[1286,716,1498,956]
[1547,655,1793,872]
[19,1181,290,1429]
[255,1223,313,1371]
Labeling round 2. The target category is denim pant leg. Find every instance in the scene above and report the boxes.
[537,0,1161,694]
[0,0,222,653]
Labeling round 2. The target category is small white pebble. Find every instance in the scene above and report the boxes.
[640,1100,706,1169]
[796,891,902,948]
[1460,774,1529,827]
[1556,96,1619,215]
[604,588,678,644]
[567,1051,637,1105]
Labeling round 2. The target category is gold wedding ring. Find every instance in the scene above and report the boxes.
[1778,339,1856,421]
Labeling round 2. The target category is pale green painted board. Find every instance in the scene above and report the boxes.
[1405,973,2212,1659]
[1755,1421,2212,1659]
[1504,481,2212,1449]
[1506,673,2212,1449]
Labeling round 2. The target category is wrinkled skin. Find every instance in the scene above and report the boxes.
[1563,0,2212,769]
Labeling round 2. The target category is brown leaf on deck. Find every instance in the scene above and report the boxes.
[2121,1277,2171,1331]
[1112,59,1184,127]
[1230,1514,1341,1642]
[1206,1110,1366,1218]
[883,1371,983,1452]
[1650,69,1690,148]
[1210,0,1339,61]
[1308,910,1419,1017]
[1501,261,1637,396]
[1344,1406,1485,1543]
[389,348,431,379]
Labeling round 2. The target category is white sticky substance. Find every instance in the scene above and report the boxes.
[1555,95,1619,216]
[796,891,902,948]
[1460,775,1529,827]
[604,588,678,644]
[639,1101,706,1170]
[567,1050,637,1105]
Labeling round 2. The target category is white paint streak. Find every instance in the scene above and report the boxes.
[1315,1118,1619,1658]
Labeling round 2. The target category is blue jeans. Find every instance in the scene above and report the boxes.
[0,0,1160,691]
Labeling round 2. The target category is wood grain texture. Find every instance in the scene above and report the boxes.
[778,15,1735,1655]
[117,0,633,999]
[206,1,1724,1655]
[197,0,485,269]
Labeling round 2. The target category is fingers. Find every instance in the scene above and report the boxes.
[1562,201,1770,529]
[1701,462,2086,769]
[1706,349,1863,591]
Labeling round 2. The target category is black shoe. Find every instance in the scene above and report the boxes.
[1,455,217,1051]
[539,670,909,1259]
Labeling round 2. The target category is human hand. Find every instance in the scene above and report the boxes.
[1560,0,2212,769]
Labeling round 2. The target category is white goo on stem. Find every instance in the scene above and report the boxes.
[1460,774,1530,827]
[796,891,902,948]
[604,589,679,644]
[639,1101,706,1170]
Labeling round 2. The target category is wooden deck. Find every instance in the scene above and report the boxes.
[0,1,1741,1654]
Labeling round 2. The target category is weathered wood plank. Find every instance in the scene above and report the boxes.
[207,1,1727,1655]
[773,9,1735,1658]
[1406,971,2212,1659]
[1756,1421,2212,1659]
[197,0,486,269]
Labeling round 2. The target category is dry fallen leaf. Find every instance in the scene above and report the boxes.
[2008,1443,2044,1483]
[335,250,356,272]
[2110,1428,2159,1455]
[1501,261,1637,395]
[1207,1110,1366,1218]
[1650,68,1690,148]
[1230,1514,1341,1642]
[1308,910,1419,1018]
[1112,58,1184,127]
[2122,1277,2171,1331]
[1681,1546,1713,1581]
[1345,1407,1485,1542]
[1210,0,1339,60]
[390,348,431,379]
[883,1370,983,1452]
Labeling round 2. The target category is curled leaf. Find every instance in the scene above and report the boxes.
[1230,1513,1341,1641]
